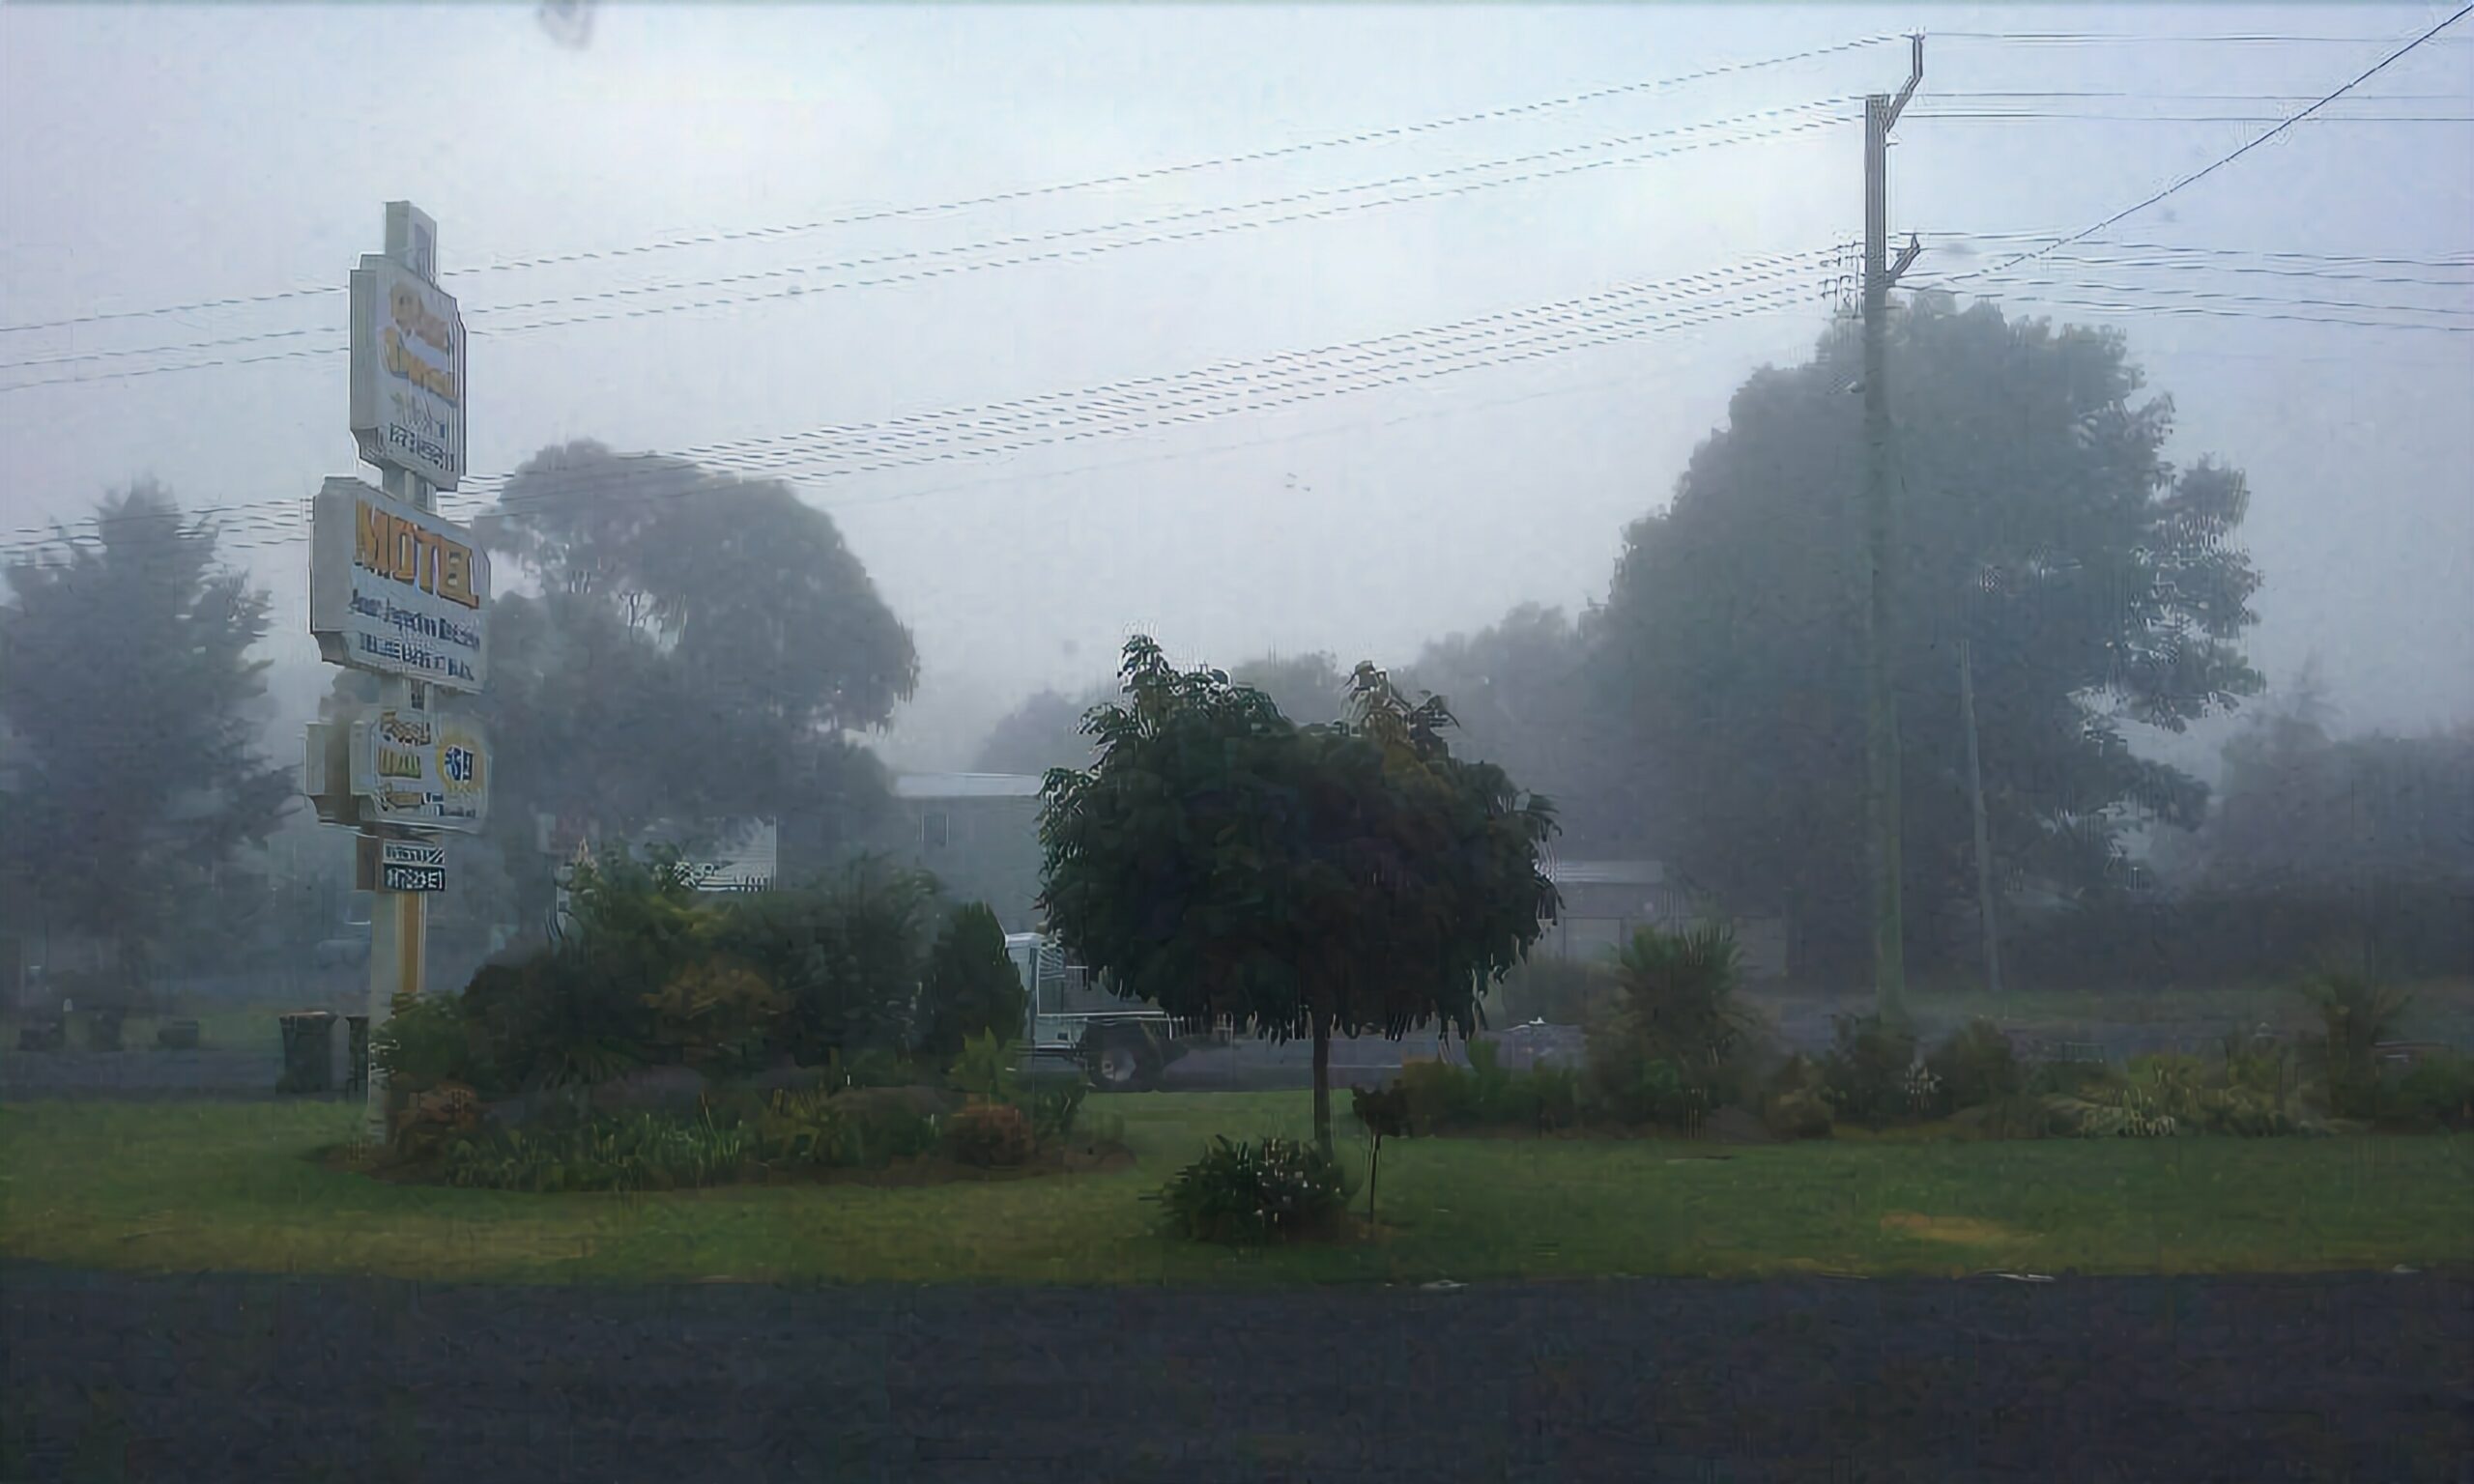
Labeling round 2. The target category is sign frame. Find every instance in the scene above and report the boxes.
[350,253,467,488]
[309,476,490,691]
[347,707,491,833]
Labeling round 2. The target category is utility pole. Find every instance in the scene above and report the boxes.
[1863,37,1924,1025]
[1958,637,2003,996]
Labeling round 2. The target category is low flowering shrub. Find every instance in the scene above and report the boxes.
[945,1099,1037,1168]
[1158,1135,1348,1244]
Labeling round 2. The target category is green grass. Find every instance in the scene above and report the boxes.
[4,1093,2469,1287]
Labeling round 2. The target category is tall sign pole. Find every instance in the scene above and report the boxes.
[1862,37,1923,1025]
[306,201,488,1145]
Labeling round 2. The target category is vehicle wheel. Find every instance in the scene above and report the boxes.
[1086,1034,1155,1093]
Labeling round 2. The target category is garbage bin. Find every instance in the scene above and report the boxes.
[277,1011,336,1095]
[346,1014,370,1095]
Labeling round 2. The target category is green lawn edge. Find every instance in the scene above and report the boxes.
[4,1094,2468,1288]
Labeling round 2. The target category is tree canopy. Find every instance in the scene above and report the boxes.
[0,485,293,985]
[446,442,917,923]
[1039,636,1558,1149]
[2187,676,2474,899]
[973,651,1348,777]
[1595,297,2261,975]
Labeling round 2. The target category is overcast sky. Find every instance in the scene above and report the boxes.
[3,3,2467,773]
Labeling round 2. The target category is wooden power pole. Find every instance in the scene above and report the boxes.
[1863,37,1923,1024]
[1959,637,2003,996]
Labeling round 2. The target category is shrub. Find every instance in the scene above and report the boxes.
[372,990,495,1097]
[642,960,784,1076]
[712,858,936,1066]
[914,903,1027,1063]
[1585,924,1760,1120]
[460,949,646,1096]
[1924,1018,2021,1112]
[391,1082,486,1158]
[945,1099,1037,1167]
[1393,1045,1584,1133]
[2051,1086,2178,1139]
[1592,1054,1706,1129]
[2300,969,2413,1119]
[946,1030,1022,1102]
[1762,1051,1831,1139]
[2025,1056,2115,1098]
[752,1086,850,1167]
[1819,1014,1922,1127]
[1764,1085,1834,1140]
[439,1110,750,1193]
[832,1088,947,1166]
[1396,1057,1463,1133]
[1523,1059,1584,1131]
[1015,1068,1087,1142]
[2390,1053,2474,1129]
[1158,1135,1348,1244]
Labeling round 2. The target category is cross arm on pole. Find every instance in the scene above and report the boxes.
[1888,33,1924,128]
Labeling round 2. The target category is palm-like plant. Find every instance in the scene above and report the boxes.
[2301,967,2412,1119]
[1608,922,1754,1073]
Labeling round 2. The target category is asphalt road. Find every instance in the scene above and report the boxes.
[4,1262,2467,1483]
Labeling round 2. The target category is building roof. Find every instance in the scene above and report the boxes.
[894,772,1046,800]
[1545,859,1665,887]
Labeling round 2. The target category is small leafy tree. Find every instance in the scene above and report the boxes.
[1041,637,1558,1154]
[915,902,1027,1062]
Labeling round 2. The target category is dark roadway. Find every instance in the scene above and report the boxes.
[5,1262,2468,1483]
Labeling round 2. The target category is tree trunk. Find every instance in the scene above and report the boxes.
[1310,1010,1333,1157]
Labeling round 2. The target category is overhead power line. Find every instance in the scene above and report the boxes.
[1928,291,2474,335]
[1922,234,2474,271]
[1902,275,2474,322]
[1941,2,2474,291]
[1,103,1847,381]
[1930,30,2474,45]
[2,108,1852,390]
[3,255,1841,556]
[1912,110,2473,124]
[0,33,1899,338]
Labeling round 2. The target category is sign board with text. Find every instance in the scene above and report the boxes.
[348,708,490,832]
[380,840,447,894]
[350,254,467,487]
[309,477,490,690]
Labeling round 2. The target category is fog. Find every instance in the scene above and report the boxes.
[4,4,2466,780]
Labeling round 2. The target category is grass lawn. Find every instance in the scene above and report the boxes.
[3,1093,2468,1287]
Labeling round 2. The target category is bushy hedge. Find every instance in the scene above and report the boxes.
[373,849,989,1106]
[1394,1041,1581,1133]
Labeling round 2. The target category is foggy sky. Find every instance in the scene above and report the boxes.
[3,4,2467,777]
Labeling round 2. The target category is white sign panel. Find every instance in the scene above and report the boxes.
[349,708,490,833]
[350,255,468,488]
[380,840,448,893]
[309,477,489,690]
